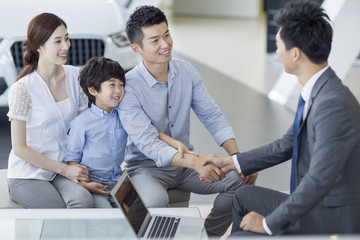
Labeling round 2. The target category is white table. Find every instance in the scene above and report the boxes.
[0,208,207,239]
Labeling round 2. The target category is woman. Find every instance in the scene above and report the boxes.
[7,13,93,208]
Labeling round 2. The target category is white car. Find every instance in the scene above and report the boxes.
[0,0,140,108]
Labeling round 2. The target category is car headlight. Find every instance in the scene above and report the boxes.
[109,31,130,48]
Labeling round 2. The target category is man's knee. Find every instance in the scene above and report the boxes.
[143,192,169,208]
[233,185,256,207]
[224,171,244,191]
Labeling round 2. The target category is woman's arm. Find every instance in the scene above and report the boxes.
[11,119,89,182]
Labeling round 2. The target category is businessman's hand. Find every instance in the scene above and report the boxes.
[195,155,225,183]
[202,155,235,174]
[240,211,267,235]
[202,155,258,185]
[244,172,258,185]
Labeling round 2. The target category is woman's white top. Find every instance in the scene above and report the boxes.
[7,65,88,180]
[56,98,72,117]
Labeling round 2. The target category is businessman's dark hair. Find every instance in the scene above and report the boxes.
[126,5,168,48]
[274,0,332,64]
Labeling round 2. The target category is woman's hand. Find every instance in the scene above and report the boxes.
[63,164,89,183]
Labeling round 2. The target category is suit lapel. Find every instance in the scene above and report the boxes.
[299,67,336,132]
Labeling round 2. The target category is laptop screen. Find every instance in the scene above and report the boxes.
[111,173,149,233]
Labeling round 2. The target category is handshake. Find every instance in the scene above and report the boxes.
[172,143,257,185]
[196,154,257,185]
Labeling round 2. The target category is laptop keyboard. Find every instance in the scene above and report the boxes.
[146,216,181,239]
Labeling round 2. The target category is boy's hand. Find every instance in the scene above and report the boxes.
[81,181,111,195]
[176,141,199,158]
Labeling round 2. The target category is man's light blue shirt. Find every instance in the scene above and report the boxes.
[65,104,127,181]
[118,58,235,167]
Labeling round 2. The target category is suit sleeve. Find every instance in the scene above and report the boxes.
[237,126,293,175]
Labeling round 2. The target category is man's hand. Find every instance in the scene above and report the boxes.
[81,181,111,195]
[244,172,258,185]
[240,211,267,235]
[170,153,225,182]
[202,155,258,185]
[202,155,235,174]
[195,155,225,183]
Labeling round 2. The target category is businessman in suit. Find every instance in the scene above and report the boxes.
[203,0,360,236]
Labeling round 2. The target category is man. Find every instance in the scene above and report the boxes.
[118,5,257,236]
[204,0,360,236]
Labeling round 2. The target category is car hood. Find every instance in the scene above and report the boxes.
[0,0,128,39]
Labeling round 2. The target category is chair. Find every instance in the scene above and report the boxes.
[168,188,191,207]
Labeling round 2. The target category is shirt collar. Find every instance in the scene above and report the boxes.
[301,66,329,102]
[138,60,177,87]
[90,103,116,117]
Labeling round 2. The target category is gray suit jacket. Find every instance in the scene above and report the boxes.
[237,67,360,234]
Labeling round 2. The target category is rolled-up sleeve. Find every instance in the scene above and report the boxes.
[190,65,235,146]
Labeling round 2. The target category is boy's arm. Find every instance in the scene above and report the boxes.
[68,162,110,195]
[64,119,87,168]
[158,132,198,157]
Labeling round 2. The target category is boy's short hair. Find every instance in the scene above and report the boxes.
[126,5,167,48]
[274,0,333,64]
[79,57,125,107]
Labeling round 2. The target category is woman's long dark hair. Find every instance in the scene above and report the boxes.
[16,13,67,81]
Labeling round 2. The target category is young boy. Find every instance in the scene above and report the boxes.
[65,57,196,208]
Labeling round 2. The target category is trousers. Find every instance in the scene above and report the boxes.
[88,178,118,208]
[8,174,93,208]
[231,185,300,236]
[126,160,243,236]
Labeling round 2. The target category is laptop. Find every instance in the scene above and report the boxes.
[111,171,205,239]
